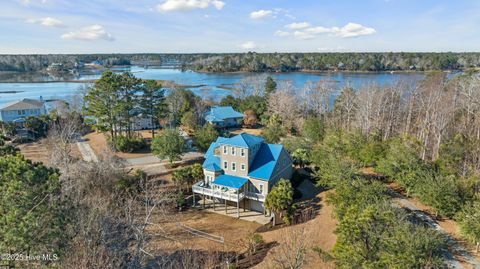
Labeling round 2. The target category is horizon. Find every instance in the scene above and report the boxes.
[2,0,480,54]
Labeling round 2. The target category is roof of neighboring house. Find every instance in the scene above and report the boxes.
[205,106,243,123]
[248,143,285,181]
[202,136,230,171]
[0,98,44,111]
[213,174,248,189]
[221,133,264,148]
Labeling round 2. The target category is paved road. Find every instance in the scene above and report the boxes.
[392,197,480,269]
[76,141,98,162]
[125,151,203,176]
[125,151,203,166]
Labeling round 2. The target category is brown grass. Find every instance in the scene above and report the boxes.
[84,131,159,159]
[144,190,338,268]
[18,139,81,165]
[255,190,338,268]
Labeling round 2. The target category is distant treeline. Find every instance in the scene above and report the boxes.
[1,52,480,73]
[0,54,197,72]
[184,52,480,72]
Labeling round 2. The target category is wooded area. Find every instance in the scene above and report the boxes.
[1,52,480,72]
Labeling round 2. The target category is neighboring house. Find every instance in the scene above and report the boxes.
[192,133,294,217]
[129,107,159,131]
[205,106,243,128]
[0,98,46,124]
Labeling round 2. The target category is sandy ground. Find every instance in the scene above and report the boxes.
[144,190,338,268]
[146,209,261,254]
[255,190,338,269]
[230,127,264,136]
[83,131,156,159]
[18,139,81,165]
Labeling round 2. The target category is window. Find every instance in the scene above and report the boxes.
[241,148,245,157]
[223,161,228,170]
[223,146,227,154]
[231,147,236,155]
[241,164,245,171]
[259,184,264,194]
[231,162,236,171]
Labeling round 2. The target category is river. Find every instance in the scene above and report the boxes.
[0,66,425,107]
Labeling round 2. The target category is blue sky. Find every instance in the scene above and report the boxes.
[1,0,479,53]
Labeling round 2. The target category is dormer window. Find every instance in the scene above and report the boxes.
[241,149,245,157]
[223,146,227,154]
[231,147,236,155]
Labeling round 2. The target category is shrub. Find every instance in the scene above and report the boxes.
[111,136,146,153]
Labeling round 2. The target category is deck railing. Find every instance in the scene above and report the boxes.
[193,182,245,202]
[245,191,266,202]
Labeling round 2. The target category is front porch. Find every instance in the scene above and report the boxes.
[195,198,272,225]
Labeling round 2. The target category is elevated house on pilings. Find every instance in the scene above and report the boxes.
[192,133,293,218]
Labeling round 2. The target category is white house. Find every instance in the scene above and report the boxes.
[0,98,46,123]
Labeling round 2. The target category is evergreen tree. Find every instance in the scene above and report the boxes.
[140,80,167,138]
[152,128,185,164]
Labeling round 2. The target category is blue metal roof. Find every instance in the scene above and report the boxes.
[205,106,243,122]
[248,144,284,181]
[221,133,264,148]
[202,137,229,171]
[213,174,248,189]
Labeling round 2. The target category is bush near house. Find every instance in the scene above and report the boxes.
[108,135,147,153]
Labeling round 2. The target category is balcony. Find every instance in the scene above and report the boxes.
[193,181,245,202]
[245,191,266,202]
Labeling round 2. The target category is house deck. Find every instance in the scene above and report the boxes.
[196,198,272,225]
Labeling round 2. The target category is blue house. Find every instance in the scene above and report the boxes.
[205,106,243,128]
[192,133,293,216]
[0,98,46,123]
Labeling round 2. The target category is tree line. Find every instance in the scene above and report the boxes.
[2,52,480,73]
[184,52,480,72]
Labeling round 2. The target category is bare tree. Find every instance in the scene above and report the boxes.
[268,227,308,269]
[268,80,302,131]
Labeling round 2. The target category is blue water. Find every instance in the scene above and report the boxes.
[0,66,425,107]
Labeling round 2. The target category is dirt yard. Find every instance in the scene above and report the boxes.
[254,190,338,269]
[146,209,261,254]
[230,127,264,136]
[18,139,82,165]
[83,131,157,159]
[144,190,338,268]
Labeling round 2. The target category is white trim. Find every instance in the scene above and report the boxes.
[241,164,245,171]
[231,162,236,171]
[231,146,236,156]
[241,148,245,157]
[259,183,264,194]
[223,161,228,170]
[223,145,227,154]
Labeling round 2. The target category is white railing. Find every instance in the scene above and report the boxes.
[245,191,266,202]
[193,182,245,202]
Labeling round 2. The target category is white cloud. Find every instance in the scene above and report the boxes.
[20,0,47,6]
[334,23,376,38]
[294,31,315,40]
[274,30,290,37]
[61,25,114,41]
[278,22,376,40]
[240,41,257,50]
[156,0,225,12]
[285,22,310,30]
[250,9,272,20]
[26,17,63,27]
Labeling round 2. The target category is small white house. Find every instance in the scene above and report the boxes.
[0,98,46,123]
